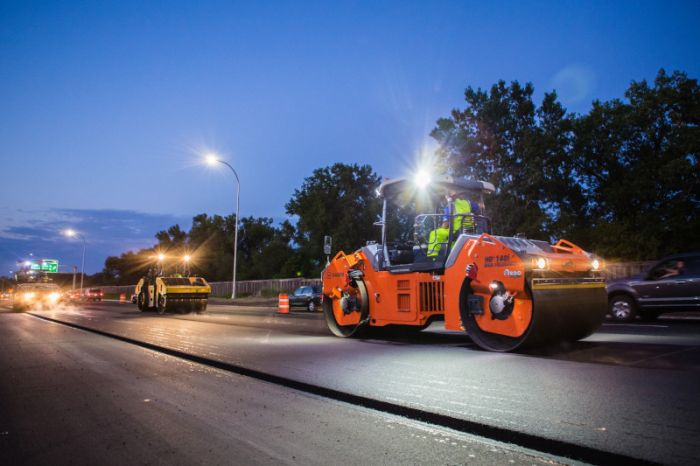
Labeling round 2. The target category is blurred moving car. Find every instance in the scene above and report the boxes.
[84,288,104,302]
[289,285,322,312]
[606,252,700,322]
[12,283,62,311]
[61,289,81,302]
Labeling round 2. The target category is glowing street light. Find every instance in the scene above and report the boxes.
[204,152,241,300]
[64,229,86,296]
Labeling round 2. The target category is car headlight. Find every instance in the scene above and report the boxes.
[49,292,61,302]
[23,292,35,301]
[531,257,548,270]
[591,259,603,271]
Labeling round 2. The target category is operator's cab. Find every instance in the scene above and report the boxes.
[373,176,495,273]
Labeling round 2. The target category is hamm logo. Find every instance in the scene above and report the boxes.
[504,269,522,278]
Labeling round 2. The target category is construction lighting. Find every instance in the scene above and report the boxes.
[157,254,166,262]
[414,170,431,189]
[183,255,191,262]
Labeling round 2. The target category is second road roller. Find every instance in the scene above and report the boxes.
[135,255,211,314]
[321,175,607,352]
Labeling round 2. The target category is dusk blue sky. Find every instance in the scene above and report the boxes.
[2,1,699,274]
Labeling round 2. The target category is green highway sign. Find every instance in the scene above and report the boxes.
[29,259,59,273]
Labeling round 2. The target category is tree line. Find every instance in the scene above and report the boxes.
[99,69,698,285]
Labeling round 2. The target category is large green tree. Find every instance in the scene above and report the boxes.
[431,70,699,259]
[286,163,382,275]
[101,214,296,284]
[573,69,700,259]
[431,81,574,240]
[237,216,296,279]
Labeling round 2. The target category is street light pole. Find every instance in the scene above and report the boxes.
[206,155,240,300]
[64,230,86,297]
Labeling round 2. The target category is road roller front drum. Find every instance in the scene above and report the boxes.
[460,278,607,352]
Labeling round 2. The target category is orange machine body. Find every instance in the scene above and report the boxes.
[321,175,606,351]
[323,235,600,338]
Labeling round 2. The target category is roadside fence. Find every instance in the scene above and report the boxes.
[100,277,322,298]
[98,261,653,298]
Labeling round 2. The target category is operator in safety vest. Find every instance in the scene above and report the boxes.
[427,219,450,258]
[445,190,477,234]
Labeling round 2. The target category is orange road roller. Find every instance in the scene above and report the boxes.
[321,176,607,352]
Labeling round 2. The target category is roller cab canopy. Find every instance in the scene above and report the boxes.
[377,175,495,200]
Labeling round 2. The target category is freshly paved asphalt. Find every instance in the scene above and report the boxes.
[0,309,567,466]
[2,300,699,465]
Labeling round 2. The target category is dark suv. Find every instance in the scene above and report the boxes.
[606,253,700,322]
[289,285,322,312]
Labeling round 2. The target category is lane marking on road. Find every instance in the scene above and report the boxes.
[25,311,660,466]
[626,345,700,366]
[602,323,669,328]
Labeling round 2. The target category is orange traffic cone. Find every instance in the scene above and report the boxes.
[278,293,289,313]
[119,293,126,303]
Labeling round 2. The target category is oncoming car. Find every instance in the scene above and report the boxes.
[607,253,700,322]
[13,283,62,311]
[289,285,322,312]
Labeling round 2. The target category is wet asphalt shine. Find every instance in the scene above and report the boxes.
[1,300,699,465]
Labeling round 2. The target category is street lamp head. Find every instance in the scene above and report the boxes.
[64,229,77,238]
[183,254,191,263]
[205,153,220,166]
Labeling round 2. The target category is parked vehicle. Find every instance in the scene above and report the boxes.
[606,253,700,322]
[289,285,322,312]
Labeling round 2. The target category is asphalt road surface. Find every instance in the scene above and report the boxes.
[1,300,699,465]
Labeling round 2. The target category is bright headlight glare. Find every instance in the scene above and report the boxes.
[23,292,35,301]
[591,259,601,270]
[532,257,547,270]
[49,292,60,302]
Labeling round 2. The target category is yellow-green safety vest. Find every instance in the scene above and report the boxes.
[427,227,449,257]
[452,198,473,233]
